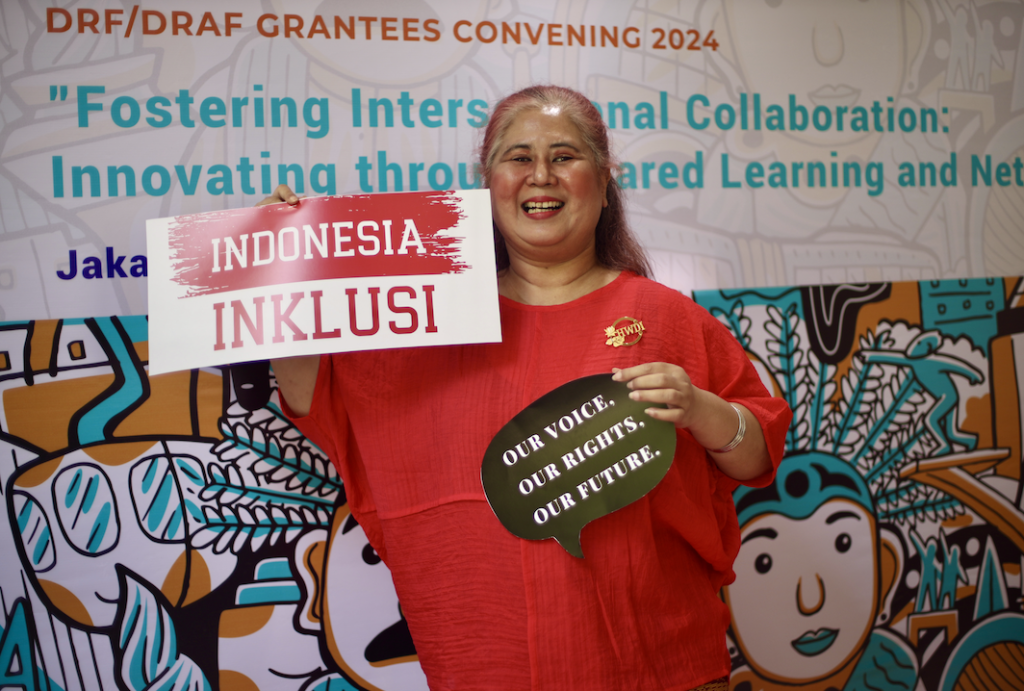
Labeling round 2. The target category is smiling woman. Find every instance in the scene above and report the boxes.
[488,107,613,298]
[260,85,792,691]
[480,86,649,298]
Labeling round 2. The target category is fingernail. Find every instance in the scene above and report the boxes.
[629,391,639,400]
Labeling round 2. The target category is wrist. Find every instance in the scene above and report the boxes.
[710,403,745,453]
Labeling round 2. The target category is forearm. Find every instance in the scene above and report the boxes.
[270,355,320,416]
[258,188,319,415]
[688,390,771,482]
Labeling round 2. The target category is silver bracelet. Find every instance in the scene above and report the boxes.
[711,403,746,453]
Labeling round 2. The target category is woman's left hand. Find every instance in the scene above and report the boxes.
[612,362,704,429]
[612,362,771,481]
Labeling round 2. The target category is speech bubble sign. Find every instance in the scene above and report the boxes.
[481,374,677,558]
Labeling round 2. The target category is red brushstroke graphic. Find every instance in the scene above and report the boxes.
[166,191,469,297]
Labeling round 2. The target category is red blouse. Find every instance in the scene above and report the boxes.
[284,272,791,690]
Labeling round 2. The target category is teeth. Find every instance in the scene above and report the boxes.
[523,201,564,214]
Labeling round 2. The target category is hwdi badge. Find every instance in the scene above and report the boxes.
[605,316,644,347]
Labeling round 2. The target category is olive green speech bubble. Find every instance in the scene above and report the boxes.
[481,374,676,558]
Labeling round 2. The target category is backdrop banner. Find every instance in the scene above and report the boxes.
[1,0,1023,321]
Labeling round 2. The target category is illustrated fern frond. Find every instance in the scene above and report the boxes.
[216,417,340,498]
[851,370,923,467]
[711,299,752,348]
[880,493,961,524]
[864,424,931,484]
[830,346,884,455]
[807,359,835,450]
[200,461,334,511]
[764,304,808,452]
[193,503,331,554]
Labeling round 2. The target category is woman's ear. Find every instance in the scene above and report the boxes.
[602,168,612,208]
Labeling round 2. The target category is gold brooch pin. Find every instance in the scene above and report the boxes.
[605,316,645,347]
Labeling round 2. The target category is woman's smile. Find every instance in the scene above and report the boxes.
[522,196,566,217]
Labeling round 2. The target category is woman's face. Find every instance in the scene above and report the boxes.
[488,107,610,266]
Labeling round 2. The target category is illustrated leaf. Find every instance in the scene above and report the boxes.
[711,299,752,348]
[216,407,340,502]
[130,457,187,542]
[304,672,364,691]
[118,573,211,691]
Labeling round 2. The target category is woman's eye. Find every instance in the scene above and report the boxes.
[755,553,772,574]
[835,533,851,553]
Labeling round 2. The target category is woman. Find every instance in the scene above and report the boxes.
[265,85,790,691]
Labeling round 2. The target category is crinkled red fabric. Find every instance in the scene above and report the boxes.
[283,272,791,690]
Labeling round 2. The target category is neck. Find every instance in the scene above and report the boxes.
[499,252,620,306]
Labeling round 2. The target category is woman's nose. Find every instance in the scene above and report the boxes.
[796,574,825,615]
[529,160,554,185]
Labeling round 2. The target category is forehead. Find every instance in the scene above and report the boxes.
[500,107,586,149]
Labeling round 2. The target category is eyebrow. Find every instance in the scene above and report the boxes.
[501,141,582,157]
[825,511,862,525]
[741,527,778,544]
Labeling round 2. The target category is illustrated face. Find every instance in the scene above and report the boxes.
[724,499,878,682]
[320,509,428,691]
[488,107,609,267]
[723,0,905,145]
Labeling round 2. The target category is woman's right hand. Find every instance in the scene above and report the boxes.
[257,184,301,207]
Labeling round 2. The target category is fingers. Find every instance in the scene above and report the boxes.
[612,362,682,384]
[641,405,688,426]
[628,386,685,407]
[628,386,693,425]
[613,362,690,393]
[612,362,695,426]
[256,184,301,207]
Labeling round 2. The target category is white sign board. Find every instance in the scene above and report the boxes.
[147,189,499,374]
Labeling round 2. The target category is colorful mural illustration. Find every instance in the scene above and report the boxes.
[0,316,427,691]
[694,276,1024,691]
[3,276,1021,690]
[1,0,1022,688]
